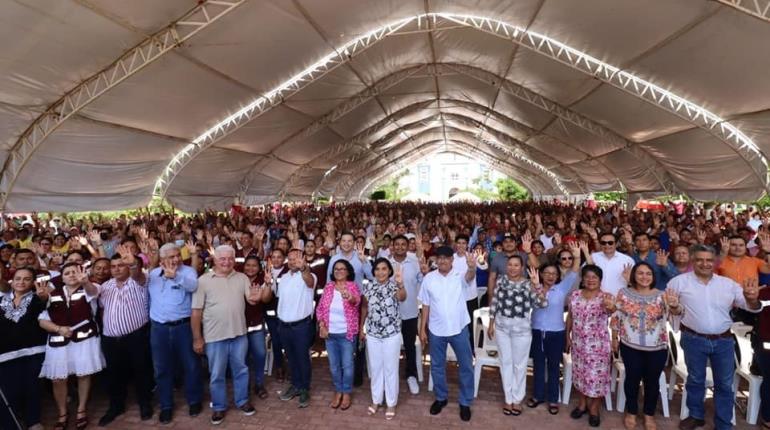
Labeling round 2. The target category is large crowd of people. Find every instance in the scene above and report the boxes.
[0,200,768,430]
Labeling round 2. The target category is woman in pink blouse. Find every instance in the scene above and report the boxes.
[316,259,361,411]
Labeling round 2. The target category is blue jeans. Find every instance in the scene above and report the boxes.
[429,325,474,406]
[150,320,203,411]
[279,317,313,390]
[325,334,355,393]
[531,329,564,404]
[247,329,267,387]
[679,331,735,429]
[205,335,250,411]
[265,316,285,371]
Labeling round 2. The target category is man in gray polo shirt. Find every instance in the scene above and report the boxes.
[192,245,262,425]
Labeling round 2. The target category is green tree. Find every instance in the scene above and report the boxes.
[593,191,626,202]
[371,169,411,201]
[495,178,529,201]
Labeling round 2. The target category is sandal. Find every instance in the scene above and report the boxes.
[510,407,522,416]
[340,394,352,411]
[53,414,68,430]
[502,407,514,416]
[570,407,588,419]
[385,407,396,420]
[367,404,379,415]
[526,398,543,408]
[76,410,88,430]
[330,392,342,409]
[255,385,268,400]
[547,404,559,415]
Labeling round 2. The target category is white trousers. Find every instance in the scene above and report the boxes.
[495,316,533,405]
[366,333,401,407]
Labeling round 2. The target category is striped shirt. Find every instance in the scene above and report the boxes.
[98,277,149,337]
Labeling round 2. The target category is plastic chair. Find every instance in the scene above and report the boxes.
[560,350,612,411]
[733,333,761,425]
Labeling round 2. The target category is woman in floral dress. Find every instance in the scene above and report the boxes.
[567,264,613,427]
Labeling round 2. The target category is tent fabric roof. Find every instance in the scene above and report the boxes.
[2,0,770,211]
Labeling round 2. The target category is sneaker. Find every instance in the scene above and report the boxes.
[430,400,448,415]
[298,389,310,408]
[678,417,705,430]
[189,403,202,417]
[210,411,225,425]
[459,405,472,422]
[159,409,173,424]
[240,403,256,416]
[280,385,300,401]
[407,376,420,395]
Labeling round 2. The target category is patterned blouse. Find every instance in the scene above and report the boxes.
[362,280,401,339]
[491,275,548,319]
[610,287,668,351]
[315,281,361,341]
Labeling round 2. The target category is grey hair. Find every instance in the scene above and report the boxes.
[214,245,235,258]
[159,243,179,258]
[689,243,716,256]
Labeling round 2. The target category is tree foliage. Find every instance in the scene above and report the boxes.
[495,178,529,201]
[371,169,411,201]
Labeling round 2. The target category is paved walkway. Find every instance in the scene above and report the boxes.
[41,357,755,429]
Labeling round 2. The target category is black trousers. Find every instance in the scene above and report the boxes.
[0,353,44,429]
[619,344,667,416]
[401,317,419,379]
[101,324,154,410]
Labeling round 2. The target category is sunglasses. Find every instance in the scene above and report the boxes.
[560,256,574,260]
[599,240,615,245]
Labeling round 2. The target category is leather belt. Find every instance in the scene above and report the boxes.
[680,324,732,340]
[154,317,190,326]
[279,316,311,327]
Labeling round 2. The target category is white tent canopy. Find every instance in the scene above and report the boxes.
[2,0,770,212]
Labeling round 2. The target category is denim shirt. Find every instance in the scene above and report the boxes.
[531,271,577,332]
[148,265,198,323]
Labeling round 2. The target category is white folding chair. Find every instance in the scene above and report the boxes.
[733,333,762,425]
[264,332,274,375]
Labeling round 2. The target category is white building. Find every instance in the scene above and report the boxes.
[399,153,502,201]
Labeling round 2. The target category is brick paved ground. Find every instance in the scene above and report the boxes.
[41,357,755,429]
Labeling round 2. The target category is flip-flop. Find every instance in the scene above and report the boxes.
[502,407,514,416]
[367,404,379,415]
[385,407,396,420]
[510,407,522,416]
[340,395,352,411]
[548,404,559,415]
[526,398,543,408]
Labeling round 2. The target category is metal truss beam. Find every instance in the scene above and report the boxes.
[0,0,245,209]
[342,139,554,199]
[320,113,586,194]
[155,15,420,200]
[160,12,766,205]
[240,64,427,197]
[717,0,770,22]
[336,128,567,198]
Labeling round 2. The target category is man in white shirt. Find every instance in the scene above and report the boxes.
[452,234,479,353]
[419,246,477,422]
[274,249,317,409]
[667,244,761,430]
[388,235,425,394]
[539,223,557,251]
[590,232,634,296]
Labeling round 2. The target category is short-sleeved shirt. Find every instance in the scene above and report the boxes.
[591,251,635,296]
[389,254,422,320]
[717,255,764,285]
[276,270,316,323]
[192,271,251,343]
[490,251,529,278]
[363,280,401,339]
[418,269,471,337]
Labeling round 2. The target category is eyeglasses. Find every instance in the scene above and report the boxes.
[560,256,574,261]
[599,240,615,245]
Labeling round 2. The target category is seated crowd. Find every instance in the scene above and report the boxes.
[0,201,769,430]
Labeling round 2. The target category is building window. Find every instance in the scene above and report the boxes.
[450,173,459,181]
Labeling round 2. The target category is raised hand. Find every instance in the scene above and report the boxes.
[602,292,616,312]
[655,249,669,267]
[355,242,367,262]
[35,279,50,299]
[695,229,706,244]
[622,263,633,284]
[394,264,403,285]
[185,240,197,256]
[663,288,680,308]
[161,258,177,279]
[743,277,760,302]
[521,231,533,253]
[527,266,540,286]
[719,236,729,254]
[419,256,430,274]
[263,261,273,286]
[74,265,90,286]
[88,229,101,245]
